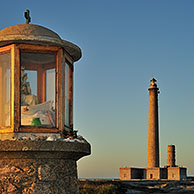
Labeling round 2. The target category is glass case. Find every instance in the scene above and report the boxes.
[20,51,56,127]
[0,44,73,133]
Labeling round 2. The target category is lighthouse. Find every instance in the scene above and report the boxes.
[147,77,160,168]
[120,77,187,180]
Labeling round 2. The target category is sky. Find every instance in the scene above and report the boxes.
[1,0,194,179]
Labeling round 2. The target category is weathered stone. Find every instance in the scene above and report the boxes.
[33,183,53,194]
[0,140,90,193]
[38,164,56,181]
[7,183,17,192]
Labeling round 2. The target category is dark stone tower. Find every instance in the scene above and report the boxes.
[167,145,176,167]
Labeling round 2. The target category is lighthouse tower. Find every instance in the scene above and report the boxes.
[120,77,187,180]
[147,78,160,168]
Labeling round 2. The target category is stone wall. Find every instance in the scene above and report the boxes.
[0,159,78,194]
[146,168,160,180]
[160,168,168,179]
[131,168,145,179]
[0,140,91,194]
[120,168,145,180]
[120,168,131,180]
[168,167,187,180]
[180,168,187,180]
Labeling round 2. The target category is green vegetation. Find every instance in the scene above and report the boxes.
[79,180,119,194]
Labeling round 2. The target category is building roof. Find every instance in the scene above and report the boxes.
[0,24,81,61]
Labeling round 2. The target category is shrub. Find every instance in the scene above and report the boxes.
[79,181,117,194]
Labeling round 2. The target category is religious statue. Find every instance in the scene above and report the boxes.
[21,67,38,106]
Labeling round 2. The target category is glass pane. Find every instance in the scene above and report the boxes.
[46,69,55,107]
[24,71,37,96]
[65,63,69,126]
[0,52,11,127]
[21,52,56,127]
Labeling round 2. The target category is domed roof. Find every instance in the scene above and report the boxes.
[0,24,81,61]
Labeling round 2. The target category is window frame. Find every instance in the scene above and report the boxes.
[0,45,15,133]
[16,44,62,133]
[0,43,74,134]
[63,54,74,130]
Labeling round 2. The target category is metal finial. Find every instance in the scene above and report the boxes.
[24,9,31,24]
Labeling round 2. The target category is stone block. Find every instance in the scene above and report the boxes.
[0,140,90,194]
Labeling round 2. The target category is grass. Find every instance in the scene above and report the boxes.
[79,180,125,194]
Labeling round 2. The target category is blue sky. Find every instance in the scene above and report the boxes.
[1,0,194,178]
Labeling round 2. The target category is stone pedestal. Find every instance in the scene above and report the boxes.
[0,140,90,194]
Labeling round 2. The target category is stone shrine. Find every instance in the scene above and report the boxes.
[0,13,90,193]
